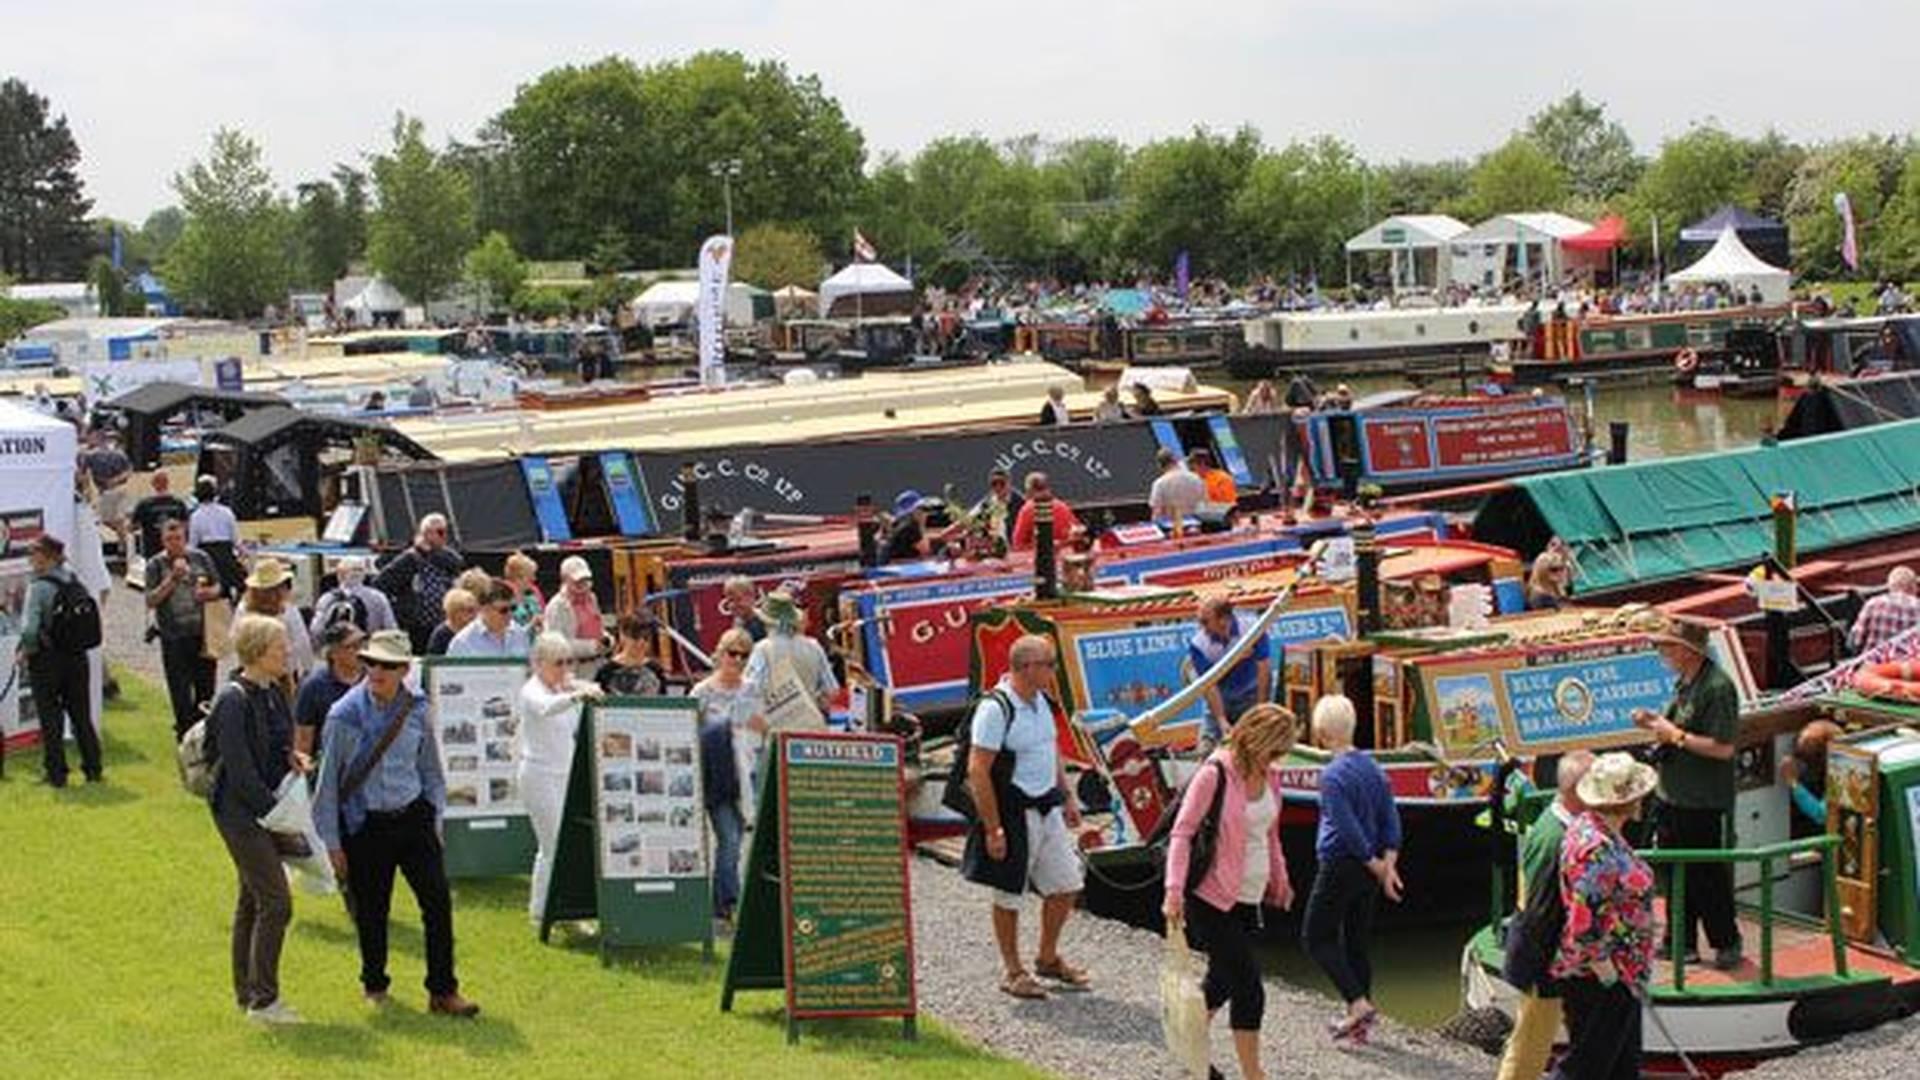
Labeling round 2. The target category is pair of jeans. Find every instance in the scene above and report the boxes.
[1300,856,1379,1004]
[1552,978,1642,1080]
[159,634,216,739]
[1657,804,1740,953]
[343,799,458,996]
[1188,899,1266,1031]
[29,653,100,783]
[709,801,744,916]
[217,819,293,1010]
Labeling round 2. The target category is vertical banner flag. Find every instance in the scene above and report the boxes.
[1834,192,1860,272]
[1174,250,1190,303]
[697,234,733,388]
[852,229,877,263]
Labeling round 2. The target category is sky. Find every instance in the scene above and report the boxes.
[8,0,1916,221]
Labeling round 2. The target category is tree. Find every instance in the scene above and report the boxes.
[0,78,94,280]
[1524,93,1641,201]
[462,230,526,314]
[0,295,64,340]
[1234,137,1369,278]
[164,128,292,318]
[138,207,186,267]
[89,255,138,316]
[730,222,822,289]
[1465,136,1569,219]
[1784,137,1906,278]
[1628,124,1751,251]
[294,178,353,288]
[1743,130,1808,220]
[1876,150,1920,281]
[1374,159,1472,218]
[1120,127,1261,277]
[367,113,475,304]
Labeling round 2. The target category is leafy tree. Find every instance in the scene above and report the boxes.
[1234,137,1369,277]
[0,78,94,280]
[587,224,629,276]
[1627,124,1751,251]
[367,113,475,304]
[138,207,186,267]
[1743,130,1808,220]
[294,178,354,288]
[1044,137,1131,205]
[462,230,526,314]
[88,255,139,316]
[0,295,64,339]
[1875,150,1920,281]
[164,128,292,318]
[1524,93,1641,200]
[1465,136,1568,219]
[731,222,823,289]
[1120,126,1261,277]
[1785,136,1906,278]
[854,156,943,273]
[1374,159,1473,218]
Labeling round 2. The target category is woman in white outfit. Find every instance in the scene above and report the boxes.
[516,631,604,922]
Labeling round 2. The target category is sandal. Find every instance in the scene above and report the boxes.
[999,971,1049,1000]
[1034,957,1092,989]
[1331,1007,1378,1044]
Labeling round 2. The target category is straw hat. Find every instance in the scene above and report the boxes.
[1649,618,1712,656]
[1576,751,1658,809]
[755,590,802,630]
[358,629,415,666]
[245,557,293,591]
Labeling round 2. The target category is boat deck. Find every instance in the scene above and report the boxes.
[1644,897,1915,992]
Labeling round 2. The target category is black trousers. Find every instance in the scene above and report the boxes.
[1300,856,1379,1004]
[159,635,217,739]
[30,654,100,783]
[1658,804,1740,952]
[1551,978,1642,1080]
[344,798,458,996]
[1188,899,1266,1031]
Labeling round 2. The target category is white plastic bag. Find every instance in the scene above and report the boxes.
[258,773,338,896]
[1159,921,1211,1078]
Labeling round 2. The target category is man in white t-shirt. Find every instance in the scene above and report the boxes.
[1147,448,1206,535]
[964,633,1088,999]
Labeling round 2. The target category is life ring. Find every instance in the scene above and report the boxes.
[1674,347,1700,373]
[1853,660,1920,704]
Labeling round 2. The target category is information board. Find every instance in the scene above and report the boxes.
[722,731,916,1043]
[1413,638,1674,757]
[424,657,536,877]
[540,697,712,959]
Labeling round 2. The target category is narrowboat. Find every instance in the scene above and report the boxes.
[1294,390,1589,497]
[1499,305,1794,386]
[1231,304,1528,376]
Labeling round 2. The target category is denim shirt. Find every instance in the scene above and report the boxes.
[313,682,444,849]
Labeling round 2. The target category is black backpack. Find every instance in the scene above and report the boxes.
[315,589,371,634]
[941,688,1021,820]
[1502,857,1568,993]
[1148,760,1228,895]
[42,575,103,653]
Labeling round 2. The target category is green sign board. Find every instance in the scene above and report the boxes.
[423,656,537,878]
[1380,226,1407,245]
[540,697,712,962]
[721,731,916,1042]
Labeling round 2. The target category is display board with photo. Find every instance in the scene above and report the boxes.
[426,657,532,820]
[593,700,705,882]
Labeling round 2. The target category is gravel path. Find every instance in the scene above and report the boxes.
[908,858,1493,1080]
[1738,1015,1920,1079]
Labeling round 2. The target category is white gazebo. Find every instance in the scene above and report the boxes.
[1449,212,1593,291]
[1666,226,1792,303]
[818,262,914,318]
[1344,215,1470,293]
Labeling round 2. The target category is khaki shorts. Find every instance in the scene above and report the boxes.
[994,806,1084,910]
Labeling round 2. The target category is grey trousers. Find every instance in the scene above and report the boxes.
[217,820,292,1010]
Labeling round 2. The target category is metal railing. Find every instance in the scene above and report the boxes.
[1643,834,1847,992]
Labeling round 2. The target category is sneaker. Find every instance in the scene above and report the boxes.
[363,989,392,1006]
[247,1001,303,1026]
[1711,946,1744,972]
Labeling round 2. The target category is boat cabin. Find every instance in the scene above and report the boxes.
[196,406,435,523]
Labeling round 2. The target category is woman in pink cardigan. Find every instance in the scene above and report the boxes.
[1163,703,1299,1080]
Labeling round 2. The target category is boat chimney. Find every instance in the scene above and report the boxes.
[679,462,701,542]
[1607,422,1630,465]
[1033,493,1058,600]
[855,493,880,568]
[1354,519,1382,635]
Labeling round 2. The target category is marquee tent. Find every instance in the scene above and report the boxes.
[1681,205,1790,270]
[632,280,771,328]
[1562,215,1628,252]
[1666,227,1792,304]
[818,262,914,317]
[1450,212,1593,289]
[1344,215,1469,292]
[0,399,89,750]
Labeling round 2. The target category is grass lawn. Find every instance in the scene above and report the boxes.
[0,675,1047,1080]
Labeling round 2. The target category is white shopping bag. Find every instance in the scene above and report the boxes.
[258,773,338,896]
[1159,922,1210,1078]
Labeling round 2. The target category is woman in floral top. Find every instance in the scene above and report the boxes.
[1549,751,1659,1080]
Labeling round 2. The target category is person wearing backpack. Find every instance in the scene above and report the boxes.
[17,535,103,786]
[307,556,395,642]
[1495,750,1593,1080]
[961,633,1088,1001]
[1161,704,1299,1080]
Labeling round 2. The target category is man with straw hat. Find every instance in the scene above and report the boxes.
[1548,751,1659,1080]
[313,630,480,1018]
[1633,618,1742,971]
[744,590,838,719]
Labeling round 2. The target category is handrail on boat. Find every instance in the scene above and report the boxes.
[1641,833,1846,992]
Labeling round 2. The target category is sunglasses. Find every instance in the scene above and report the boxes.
[490,604,513,613]
[724,649,751,659]
[367,660,408,672]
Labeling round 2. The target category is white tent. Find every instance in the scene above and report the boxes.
[1344,215,1470,293]
[1450,212,1593,290]
[0,399,93,748]
[818,262,914,318]
[631,280,768,328]
[1666,226,1792,303]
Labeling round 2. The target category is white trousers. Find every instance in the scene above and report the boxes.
[520,763,569,920]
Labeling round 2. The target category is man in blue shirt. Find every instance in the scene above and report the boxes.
[446,582,530,658]
[314,631,478,1018]
[1186,597,1272,741]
